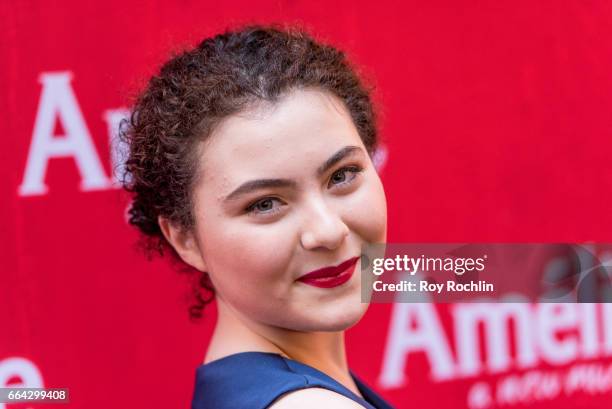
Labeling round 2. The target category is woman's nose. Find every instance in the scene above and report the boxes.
[299,197,349,251]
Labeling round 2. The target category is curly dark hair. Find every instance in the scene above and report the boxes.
[120,23,380,319]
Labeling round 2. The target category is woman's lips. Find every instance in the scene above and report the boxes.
[297,256,360,288]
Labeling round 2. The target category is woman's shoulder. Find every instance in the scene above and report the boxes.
[269,387,366,408]
[191,351,372,409]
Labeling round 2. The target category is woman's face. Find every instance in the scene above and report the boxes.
[190,88,387,332]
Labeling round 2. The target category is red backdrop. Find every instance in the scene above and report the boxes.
[2,1,612,408]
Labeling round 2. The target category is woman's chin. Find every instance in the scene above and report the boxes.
[290,301,370,332]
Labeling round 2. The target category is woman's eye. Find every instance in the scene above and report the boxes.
[246,197,284,215]
[328,166,363,188]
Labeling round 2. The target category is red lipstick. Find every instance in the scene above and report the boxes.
[297,257,360,288]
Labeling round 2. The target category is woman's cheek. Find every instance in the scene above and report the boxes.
[344,173,387,243]
[201,218,295,289]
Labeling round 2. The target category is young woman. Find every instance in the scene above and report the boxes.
[121,24,393,409]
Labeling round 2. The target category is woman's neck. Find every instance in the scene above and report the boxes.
[204,298,362,397]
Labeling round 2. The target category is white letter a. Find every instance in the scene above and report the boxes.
[379,303,456,388]
[19,71,110,196]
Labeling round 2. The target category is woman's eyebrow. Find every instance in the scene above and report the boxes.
[316,145,363,176]
[223,145,364,202]
[224,178,297,202]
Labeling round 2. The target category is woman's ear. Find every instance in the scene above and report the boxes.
[158,216,207,272]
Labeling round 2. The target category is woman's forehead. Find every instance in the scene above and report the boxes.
[198,89,363,182]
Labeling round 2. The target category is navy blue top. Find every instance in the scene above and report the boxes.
[191,351,395,409]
